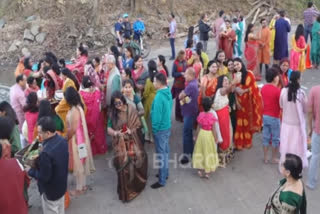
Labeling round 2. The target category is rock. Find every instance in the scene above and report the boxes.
[21,48,31,57]
[87,28,94,38]
[23,29,34,42]
[0,18,5,29]
[36,32,47,44]
[14,40,22,47]
[26,15,37,22]
[94,41,103,47]
[8,43,18,52]
[30,25,40,36]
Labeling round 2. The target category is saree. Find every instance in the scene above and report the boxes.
[264,179,306,214]
[290,35,306,72]
[67,106,95,174]
[234,71,263,150]
[80,89,107,156]
[198,75,217,112]
[311,21,320,66]
[269,18,276,56]
[245,40,259,76]
[219,29,236,59]
[66,55,88,84]
[172,60,186,122]
[109,105,148,202]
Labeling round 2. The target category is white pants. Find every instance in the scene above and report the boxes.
[41,194,65,214]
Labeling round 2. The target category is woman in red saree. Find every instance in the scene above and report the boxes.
[233,58,263,150]
[107,91,148,202]
[67,43,88,84]
[219,20,236,59]
[244,24,260,80]
[213,75,239,167]
[79,76,107,156]
[198,60,219,112]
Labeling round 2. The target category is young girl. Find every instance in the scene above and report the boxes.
[192,97,219,179]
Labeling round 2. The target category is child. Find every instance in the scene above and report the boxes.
[261,68,281,164]
[192,97,219,179]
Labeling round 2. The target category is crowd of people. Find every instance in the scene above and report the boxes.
[1,2,320,214]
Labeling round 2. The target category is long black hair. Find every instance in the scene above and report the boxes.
[216,75,227,92]
[24,57,32,70]
[295,24,304,41]
[82,75,94,89]
[245,23,254,42]
[110,91,127,123]
[148,59,158,82]
[38,100,53,121]
[287,71,301,103]
[196,42,204,66]
[51,63,61,75]
[61,68,80,90]
[110,45,121,69]
[0,101,19,125]
[64,87,84,109]
[158,55,169,77]
[0,116,15,140]
[78,43,88,57]
[23,92,38,113]
[234,58,248,85]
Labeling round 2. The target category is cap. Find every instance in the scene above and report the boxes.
[123,13,129,18]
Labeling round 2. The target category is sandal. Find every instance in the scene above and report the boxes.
[197,170,204,178]
[69,189,84,197]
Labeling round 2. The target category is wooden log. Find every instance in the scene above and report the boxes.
[252,8,261,24]
[247,0,261,6]
[258,10,268,18]
[245,2,264,20]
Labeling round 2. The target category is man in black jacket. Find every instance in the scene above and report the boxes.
[199,13,211,52]
[27,117,68,214]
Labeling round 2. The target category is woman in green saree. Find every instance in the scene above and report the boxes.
[264,153,306,214]
[311,15,320,69]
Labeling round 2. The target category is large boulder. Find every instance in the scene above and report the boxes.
[23,29,34,42]
[31,25,40,36]
[36,32,47,44]
[0,19,5,29]
[8,40,23,52]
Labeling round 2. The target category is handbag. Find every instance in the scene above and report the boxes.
[77,143,88,159]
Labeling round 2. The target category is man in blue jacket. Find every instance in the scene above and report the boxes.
[150,73,173,189]
[27,117,69,214]
[133,16,145,42]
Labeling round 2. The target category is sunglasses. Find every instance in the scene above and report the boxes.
[115,101,123,107]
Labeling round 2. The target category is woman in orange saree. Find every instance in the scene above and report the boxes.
[219,20,236,59]
[198,60,219,112]
[233,58,263,150]
[244,24,260,80]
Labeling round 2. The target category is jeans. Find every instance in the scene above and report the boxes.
[183,116,195,159]
[307,132,320,189]
[200,40,208,52]
[262,115,280,147]
[304,24,313,43]
[153,129,171,186]
[169,38,175,59]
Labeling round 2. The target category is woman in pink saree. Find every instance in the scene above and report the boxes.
[79,76,107,156]
[67,43,88,84]
[290,24,307,72]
